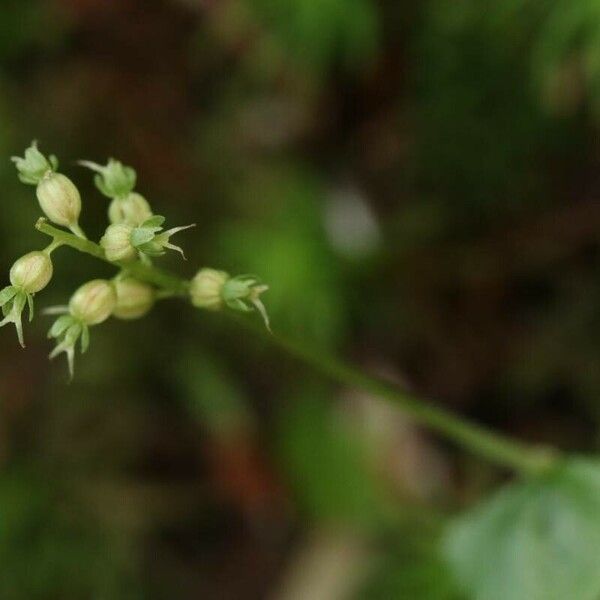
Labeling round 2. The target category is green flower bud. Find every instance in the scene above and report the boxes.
[11,141,58,185]
[79,158,136,199]
[190,270,271,330]
[36,172,82,231]
[9,251,53,294]
[100,224,137,263]
[0,250,54,347]
[189,268,229,310]
[112,278,155,320]
[108,192,153,226]
[69,279,116,326]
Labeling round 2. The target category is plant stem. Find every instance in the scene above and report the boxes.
[36,219,188,294]
[35,217,560,476]
[246,320,559,475]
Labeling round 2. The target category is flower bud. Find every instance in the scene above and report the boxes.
[69,279,116,326]
[36,172,82,231]
[9,251,53,294]
[113,279,155,320]
[108,192,153,226]
[190,268,229,310]
[79,158,136,199]
[100,224,137,263]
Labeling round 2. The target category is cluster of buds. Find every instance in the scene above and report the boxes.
[0,142,269,378]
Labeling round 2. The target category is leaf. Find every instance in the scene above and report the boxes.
[444,458,600,600]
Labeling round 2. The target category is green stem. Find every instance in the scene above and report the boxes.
[35,217,560,476]
[36,218,188,294]
[251,322,559,475]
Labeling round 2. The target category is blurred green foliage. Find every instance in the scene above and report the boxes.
[445,459,600,600]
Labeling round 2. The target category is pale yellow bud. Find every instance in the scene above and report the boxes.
[9,251,53,294]
[108,192,153,226]
[190,268,230,310]
[36,172,81,229]
[69,279,116,326]
[112,279,155,320]
[100,224,137,263]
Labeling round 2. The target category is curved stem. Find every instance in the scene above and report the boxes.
[36,219,188,294]
[35,217,560,476]
[244,320,559,475]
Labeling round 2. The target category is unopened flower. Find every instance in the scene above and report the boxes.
[10,251,53,294]
[108,192,153,226]
[48,279,117,378]
[0,251,54,347]
[190,269,270,330]
[190,268,229,311]
[79,158,136,199]
[100,216,194,264]
[13,142,85,238]
[112,278,155,320]
[69,279,116,326]
[100,224,137,263]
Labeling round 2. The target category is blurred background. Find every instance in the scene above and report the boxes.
[0,0,599,598]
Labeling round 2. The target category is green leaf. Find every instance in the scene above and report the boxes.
[444,458,600,600]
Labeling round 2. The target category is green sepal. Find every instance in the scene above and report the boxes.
[94,173,110,197]
[0,290,28,347]
[48,314,76,339]
[136,241,165,257]
[141,215,165,229]
[49,320,83,380]
[79,158,136,199]
[0,286,17,306]
[80,324,90,353]
[11,141,56,185]
[27,294,34,322]
[225,298,253,312]
[130,227,157,247]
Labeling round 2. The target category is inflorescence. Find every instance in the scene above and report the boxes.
[1,142,269,378]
